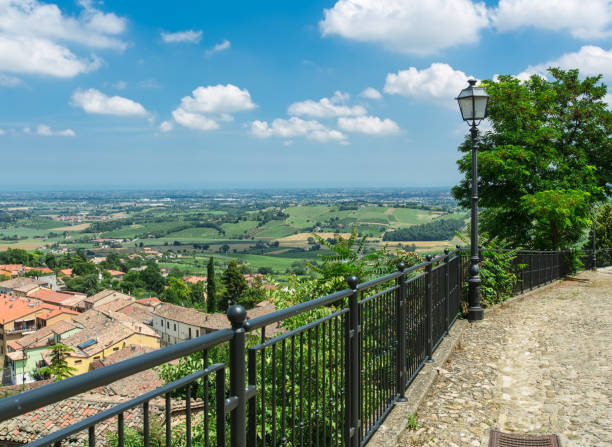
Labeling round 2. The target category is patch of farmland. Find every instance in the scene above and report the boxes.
[255,221,297,238]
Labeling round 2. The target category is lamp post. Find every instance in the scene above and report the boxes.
[456,79,489,321]
[592,218,597,270]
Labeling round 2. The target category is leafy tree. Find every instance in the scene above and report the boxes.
[588,203,612,249]
[72,260,97,276]
[188,281,206,308]
[162,277,191,305]
[207,257,216,313]
[38,343,76,381]
[238,275,266,309]
[220,260,247,311]
[219,244,230,254]
[452,69,611,249]
[140,262,165,294]
[65,273,100,295]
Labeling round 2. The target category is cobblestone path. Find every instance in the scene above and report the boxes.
[396,269,612,447]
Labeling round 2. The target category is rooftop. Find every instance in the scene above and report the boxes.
[0,295,55,325]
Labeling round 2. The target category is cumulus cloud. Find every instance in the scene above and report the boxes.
[168,84,255,131]
[72,88,148,116]
[288,91,366,118]
[36,124,75,136]
[0,35,101,77]
[320,0,489,55]
[0,72,22,87]
[359,87,382,100]
[159,120,174,132]
[251,117,347,143]
[161,30,203,44]
[206,39,231,56]
[384,63,472,107]
[519,46,612,81]
[338,116,399,135]
[0,0,126,77]
[492,0,612,39]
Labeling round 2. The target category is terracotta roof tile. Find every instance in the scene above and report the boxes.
[0,295,55,325]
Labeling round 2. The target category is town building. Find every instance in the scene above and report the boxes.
[80,289,134,310]
[152,303,229,346]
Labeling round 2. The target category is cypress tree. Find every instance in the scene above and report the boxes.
[207,257,216,312]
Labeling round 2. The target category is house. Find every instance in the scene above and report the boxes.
[0,277,46,296]
[59,268,73,277]
[105,269,125,281]
[0,295,56,371]
[0,264,24,278]
[90,257,106,265]
[5,320,80,385]
[27,288,86,311]
[183,275,207,285]
[35,306,80,327]
[22,267,58,291]
[56,309,160,375]
[152,303,230,346]
[136,296,162,309]
[81,289,134,310]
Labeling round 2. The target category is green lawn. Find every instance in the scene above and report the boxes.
[255,221,297,238]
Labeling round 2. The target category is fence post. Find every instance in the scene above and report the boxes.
[425,255,434,363]
[227,305,247,447]
[395,263,407,401]
[346,275,360,447]
[443,249,450,336]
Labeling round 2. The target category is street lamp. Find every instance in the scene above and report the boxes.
[456,79,489,321]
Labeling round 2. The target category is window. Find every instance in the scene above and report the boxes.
[174,323,176,331]
[113,347,119,351]
[93,356,100,360]
[167,321,170,329]
[188,328,192,339]
[160,319,164,327]
[75,360,82,364]
[196,330,199,337]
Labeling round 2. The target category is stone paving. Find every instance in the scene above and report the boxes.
[394,269,612,447]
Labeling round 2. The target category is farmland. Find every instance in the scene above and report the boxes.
[0,188,464,278]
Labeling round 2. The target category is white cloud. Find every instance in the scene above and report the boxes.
[72,88,148,116]
[0,0,126,77]
[167,84,255,132]
[320,0,489,55]
[161,30,202,44]
[359,87,382,100]
[604,94,612,109]
[138,79,161,89]
[159,120,174,132]
[0,129,5,135]
[251,117,347,143]
[338,116,399,135]
[179,84,256,114]
[206,39,231,56]
[288,91,366,118]
[384,63,472,107]
[0,35,101,77]
[36,124,75,136]
[112,80,127,90]
[0,72,22,87]
[520,46,612,81]
[172,109,219,131]
[492,0,612,39]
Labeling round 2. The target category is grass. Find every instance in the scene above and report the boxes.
[221,220,260,238]
[255,221,297,238]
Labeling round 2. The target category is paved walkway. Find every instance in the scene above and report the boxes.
[395,269,612,447]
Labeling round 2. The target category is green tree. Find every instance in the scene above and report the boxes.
[38,343,76,381]
[452,69,611,249]
[162,277,191,305]
[140,262,165,294]
[238,275,266,309]
[207,257,216,313]
[220,260,247,311]
[188,281,205,308]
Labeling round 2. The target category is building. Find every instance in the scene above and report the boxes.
[105,269,125,281]
[5,320,80,385]
[57,309,160,375]
[0,295,56,370]
[0,264,24,278]
[81,289,134,310]
[27,288,87,311]
[0,277,46,296]
[152,303,229,346]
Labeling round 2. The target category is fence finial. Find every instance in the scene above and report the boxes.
[347,275,359,290]
[397,262,406,272]
[426,254,433,262]
[444,248,450,255]
[227,304,247,329]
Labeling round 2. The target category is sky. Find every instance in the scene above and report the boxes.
[0,0,611,190]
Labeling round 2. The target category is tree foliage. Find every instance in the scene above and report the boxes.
[452,69,611,249]
[38,343,76,381]
[207,257,216,313]
[220,260,247,310]
[382,217,465,241]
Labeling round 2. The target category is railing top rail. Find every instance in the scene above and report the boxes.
[0,328,234,422]
[243,288,352,332]
[27,363,225,447]
[357,271,402,290]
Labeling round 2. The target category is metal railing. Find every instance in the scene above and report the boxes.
[0,248,585,447]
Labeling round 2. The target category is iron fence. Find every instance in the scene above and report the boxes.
[0,248,595,447]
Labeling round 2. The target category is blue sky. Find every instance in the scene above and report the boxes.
[0,0,611,189]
